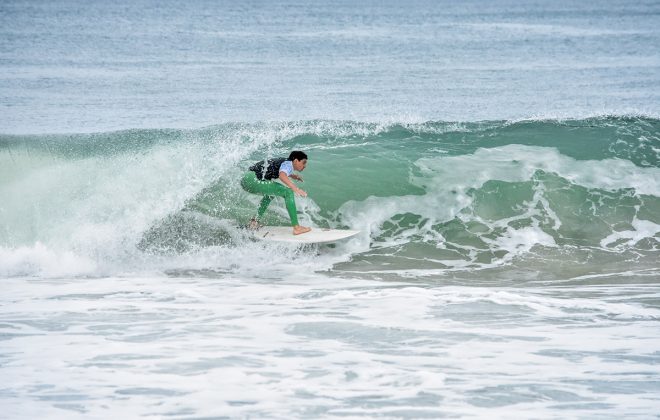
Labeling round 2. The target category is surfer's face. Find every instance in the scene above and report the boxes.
[293,158,307,171]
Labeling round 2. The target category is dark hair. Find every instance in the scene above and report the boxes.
[288,151,308,161]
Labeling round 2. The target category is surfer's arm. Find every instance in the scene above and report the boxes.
[279,171,307,197]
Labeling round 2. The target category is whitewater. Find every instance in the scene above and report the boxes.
[2,0,660,418]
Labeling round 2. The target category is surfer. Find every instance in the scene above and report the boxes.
[241,151,312,235]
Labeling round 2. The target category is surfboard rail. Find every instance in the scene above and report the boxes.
[253,226,360,244]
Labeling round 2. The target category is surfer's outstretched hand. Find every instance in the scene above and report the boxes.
[294,187,307,197]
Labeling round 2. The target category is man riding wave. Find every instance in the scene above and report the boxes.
[241,151,311,235]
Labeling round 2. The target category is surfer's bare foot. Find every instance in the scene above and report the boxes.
[248,218,262,230]
[293,225,311,235]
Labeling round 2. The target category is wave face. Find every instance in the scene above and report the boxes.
[1,117,659,280]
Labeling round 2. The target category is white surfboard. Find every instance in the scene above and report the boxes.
[253,226,360,244]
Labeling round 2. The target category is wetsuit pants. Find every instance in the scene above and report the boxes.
[240,172,299,226]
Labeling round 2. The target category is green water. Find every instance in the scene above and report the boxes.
[1,117,659,279]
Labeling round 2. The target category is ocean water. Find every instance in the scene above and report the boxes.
[2,0,660,418]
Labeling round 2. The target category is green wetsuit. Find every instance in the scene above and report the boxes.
[241,171,298,226]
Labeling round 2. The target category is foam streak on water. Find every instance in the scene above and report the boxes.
[1,275,659,418]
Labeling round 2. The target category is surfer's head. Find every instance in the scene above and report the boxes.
[289,151,308,171]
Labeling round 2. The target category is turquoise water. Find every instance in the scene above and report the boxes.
[2,117,658,279]
[1,0,660,418]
